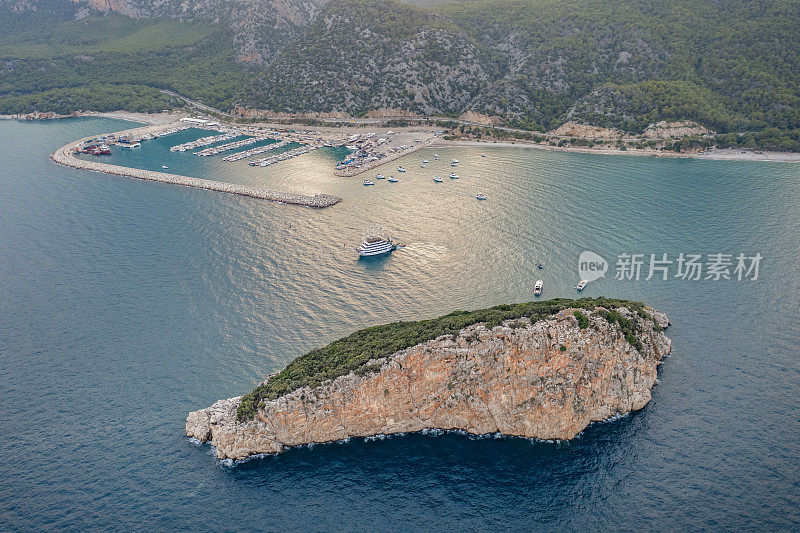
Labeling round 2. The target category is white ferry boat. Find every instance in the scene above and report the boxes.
[475,193,487,200]
[449,173,460,179]
[363,180,374,186]
[397,166,406,172]
[433,175,443,182]
[575,280,589,291]
[358,228,396,257]
[534,280,543,296]
[387,176,398,182]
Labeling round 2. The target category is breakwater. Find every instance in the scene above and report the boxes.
[51,126,341,208]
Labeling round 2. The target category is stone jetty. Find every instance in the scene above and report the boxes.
[334,137,436,177]
[51,124,341,208]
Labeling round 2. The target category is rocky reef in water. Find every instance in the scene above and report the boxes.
[187,304,671,460]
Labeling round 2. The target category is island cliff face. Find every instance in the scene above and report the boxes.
[187,306,671,459]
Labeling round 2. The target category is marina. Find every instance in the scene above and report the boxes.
[52,123,341,208]
[170,132,237,152]
[193,137,259,156]
[223,140,289,162]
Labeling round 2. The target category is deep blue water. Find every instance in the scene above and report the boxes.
[1,118,799,531]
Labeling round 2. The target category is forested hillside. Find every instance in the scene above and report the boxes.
[2,0,799,145]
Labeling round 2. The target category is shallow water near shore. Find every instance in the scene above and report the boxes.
[2,117,799,530]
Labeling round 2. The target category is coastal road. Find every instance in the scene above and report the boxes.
[160,90,233,118]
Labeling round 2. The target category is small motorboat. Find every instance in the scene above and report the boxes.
[537,263,543,269]
[375,174,385,179]
[162,165,168,169]
[575,280,589,291]
[397,166,406,172]
[422,159,429,164]
[534,280,543,296]
[434,154,440,160]
[388,176,398,182]
[363,180,374,186]
[421,164,426,168]
[449,173,460,179]
[475,193,487,200]
[480,153,486,158]
[433,175,443,182]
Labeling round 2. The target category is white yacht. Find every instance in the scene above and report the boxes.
[387,176,398,182]
[375,174,386,179]
[363,180,374,186]
[397,166,406,172]
[433,175,443,182]
[449,173,459,179]
[534,280,543,296]
[475,193,487,200]
[422,159,429,164]
[575,280,589,291]
[358,228,396,257]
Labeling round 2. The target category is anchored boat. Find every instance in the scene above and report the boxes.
[575,280,589,291]
[534,280,543,296]
[358,227,396,257]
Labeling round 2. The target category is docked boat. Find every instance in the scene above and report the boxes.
[534,280,543,296]
[475,193,487,200]
[375,174,385,179]
[116,138,141,149]
[358,227,396,257]
[449,173,459,179]
[433,175,443,182]
[397,166,406,172]
[363,180,374,186]
[575,280,589,291]
[387,176,398,182]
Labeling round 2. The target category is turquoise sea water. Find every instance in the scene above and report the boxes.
[1,117,799,530]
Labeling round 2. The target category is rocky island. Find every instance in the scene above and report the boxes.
[187,299,671,460]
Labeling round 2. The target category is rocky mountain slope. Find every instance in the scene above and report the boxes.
[187,303,671,460]
[3,0,799,139]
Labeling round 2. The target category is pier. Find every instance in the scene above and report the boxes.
[334,136,437,177]
[51,124,341,208]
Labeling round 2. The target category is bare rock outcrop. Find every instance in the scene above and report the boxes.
[187,306,671,459]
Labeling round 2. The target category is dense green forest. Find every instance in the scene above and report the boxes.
[2,0,800,150]
[237,298,655,420]
[0,3,246,114]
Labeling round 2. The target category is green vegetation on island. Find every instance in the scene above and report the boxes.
[237,297,657,420]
